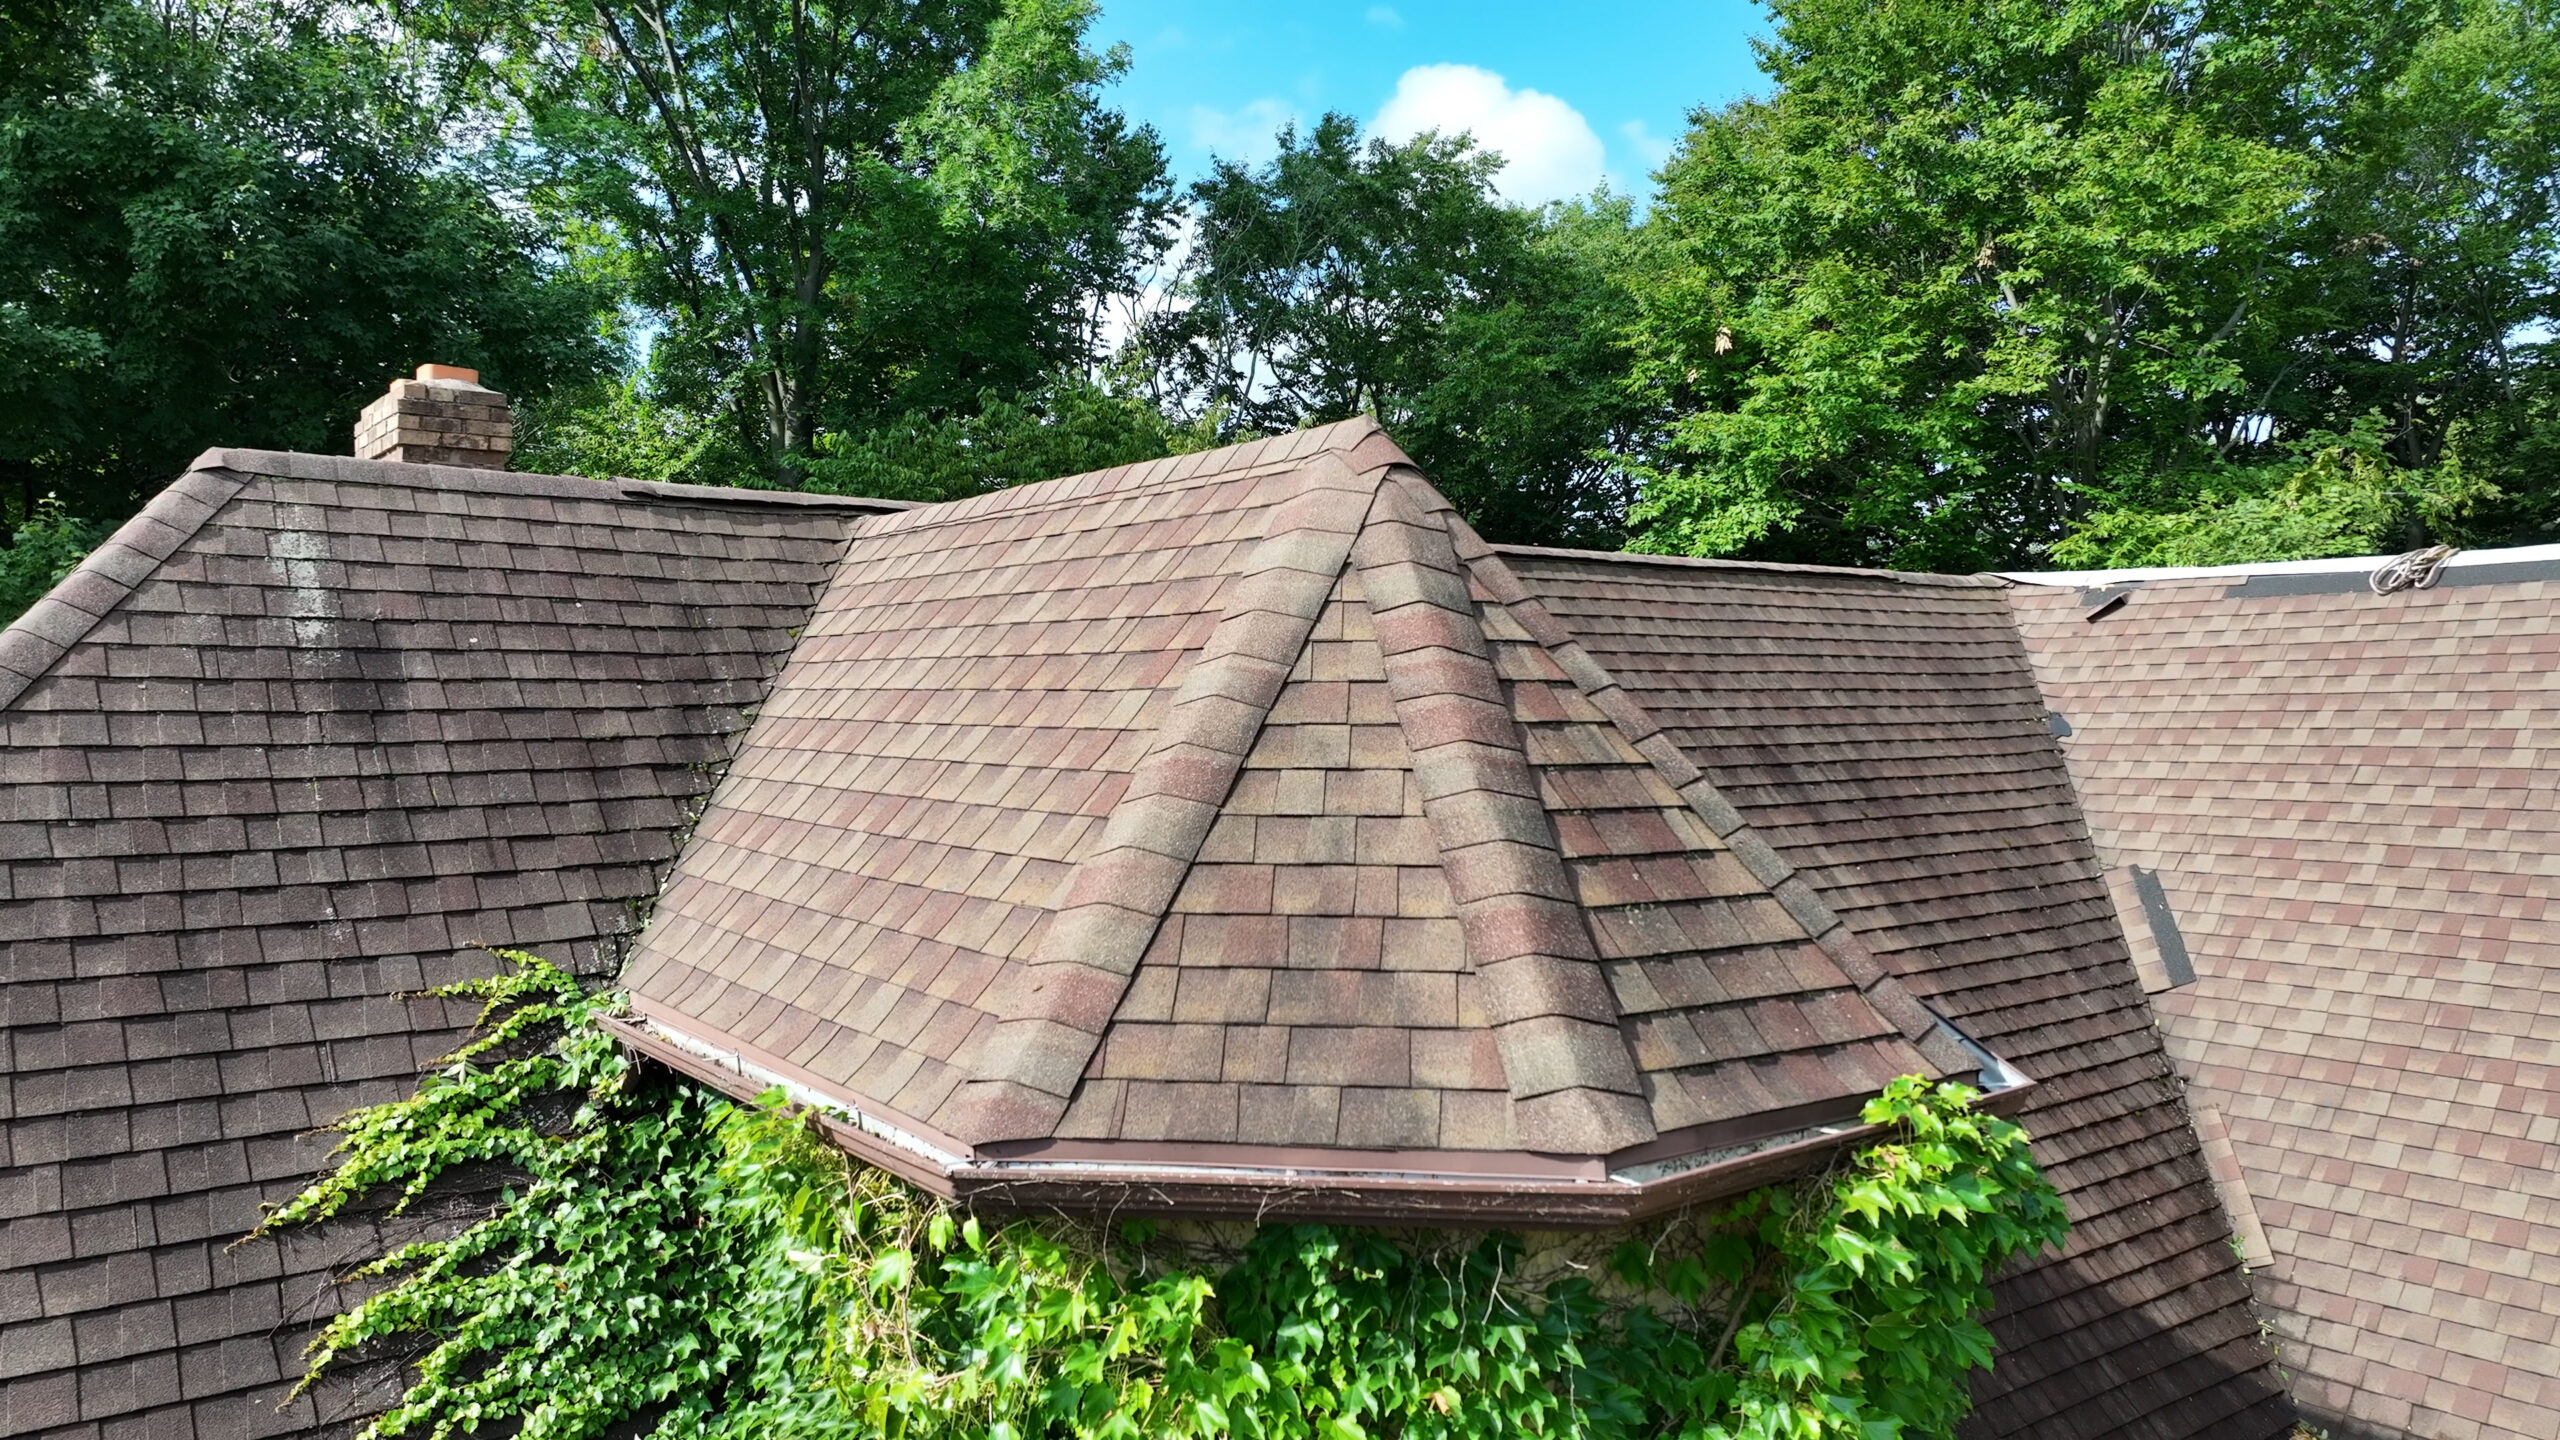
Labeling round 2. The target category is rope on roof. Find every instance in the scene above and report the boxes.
[2369,544,2458,595]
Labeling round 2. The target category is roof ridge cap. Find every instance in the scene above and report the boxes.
[190,447,905,514]
[849,420,1403,536]
[943,450,1388,1145]
[0,465,250,715]
[1358,474,1656,1156]
[1300,413,1412,466]
[1490,541,2005,589]
[1448,512,1990,1080]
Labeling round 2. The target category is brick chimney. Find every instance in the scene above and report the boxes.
[356,364,513,469]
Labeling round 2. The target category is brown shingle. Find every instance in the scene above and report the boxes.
[0,450,867,1438]
[1500,543,2289,1439]
[2,417,2288,1439]
[2010,559,2560,1440]
[631,434,1971,1172]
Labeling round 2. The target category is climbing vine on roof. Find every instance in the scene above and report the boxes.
[260,953,2068,1440]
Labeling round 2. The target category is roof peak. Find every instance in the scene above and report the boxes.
[618,433,2010,1221]
[854,415,1413,537]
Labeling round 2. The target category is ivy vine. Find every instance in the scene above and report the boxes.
[261,953,2068,1440]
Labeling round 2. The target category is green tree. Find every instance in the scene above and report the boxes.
[0,0,606,525]
[2451,348,2560,543]
[0,498,104,627]
[1630,0,2560,572]
[802,372,1213,503]
[2050,412,2498,568]
[439,0,1173,486]
[1630,0,2305,571]
[512,373,757,486]
[1401,196,1664,549]
[1142,115,1651,549]
[2262,0,2560,477]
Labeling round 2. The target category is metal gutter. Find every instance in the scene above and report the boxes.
[604,1009,2038,1230]
[601,1013,965,1196]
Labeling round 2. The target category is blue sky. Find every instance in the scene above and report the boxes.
[1088,1,1776,203]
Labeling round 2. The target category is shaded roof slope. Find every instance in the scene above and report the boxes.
[2009,555,2560,1440]
[0,451,879,1440]
[619,422,1999,1223]
[1497,548,2292,1440]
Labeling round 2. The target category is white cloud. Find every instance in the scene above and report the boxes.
[1188,97,1300,166]
[1364,5,1405,28]
[1620,119,1676,173]
[1373,64,1608,206]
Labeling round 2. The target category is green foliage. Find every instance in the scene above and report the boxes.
[1706,1077,2071,1440]
[12,0,2558,570]
[1628,0,2307,571]
[1628,0,2560,570]
[2447,348,2560,544]
[0,0,608,522]
[1147,114,1519,434]
[1142,115,1651,549]
[2259,0,2560,475]
[0,496,103,627]
[2051,413,2500,569]
[513,375,758,487]
[434,0,1172,482]
[268,954,2068,1440]
[804,374,1215,504]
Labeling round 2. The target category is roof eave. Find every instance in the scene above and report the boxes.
[602,1011,2036,1230]
[953,1075,2034,1230]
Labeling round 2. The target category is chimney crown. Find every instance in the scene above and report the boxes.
[356,365,512,469]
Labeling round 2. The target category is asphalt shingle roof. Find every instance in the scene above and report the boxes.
[1507,547,2295,1439]
[0,449,882,1438]
[2010,557,2560,1440]
[0,423,2295,1440]
[614,420,1997,1223]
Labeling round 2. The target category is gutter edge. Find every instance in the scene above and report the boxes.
[603,1010,2039,1230]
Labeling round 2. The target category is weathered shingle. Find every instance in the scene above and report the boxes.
[621,427,1986,1220]
[4,421,2301,1440]
[0,451,873,1439]
[1498,546,2292,1440]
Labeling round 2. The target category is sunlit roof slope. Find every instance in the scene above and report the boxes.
[2010,548,2560,1440]
[614,420,2008,1224]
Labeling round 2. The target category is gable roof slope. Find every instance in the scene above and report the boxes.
[0,450,889,1440]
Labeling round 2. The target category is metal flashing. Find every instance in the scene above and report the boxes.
[607,1003,2036,1228]
[2224,555,2560,598]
